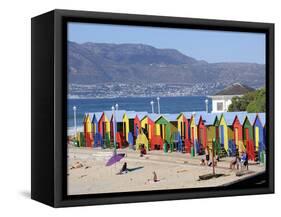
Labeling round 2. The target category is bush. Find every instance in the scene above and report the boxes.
[228,88,265,113]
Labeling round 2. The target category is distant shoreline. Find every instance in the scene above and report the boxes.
[68,95,210,100]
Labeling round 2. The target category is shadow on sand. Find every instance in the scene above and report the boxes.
[127,166,144,172]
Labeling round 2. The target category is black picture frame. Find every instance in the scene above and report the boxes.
[31,9,274,207]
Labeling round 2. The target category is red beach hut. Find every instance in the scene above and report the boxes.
[197,115,207,150]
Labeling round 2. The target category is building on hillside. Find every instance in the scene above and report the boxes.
[209,83,255,113]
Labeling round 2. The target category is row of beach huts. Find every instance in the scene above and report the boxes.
[77,110,266,161]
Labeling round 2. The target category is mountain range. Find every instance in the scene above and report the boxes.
[68,41,265,95]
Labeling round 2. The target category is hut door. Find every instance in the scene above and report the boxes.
[191,127,194,142]
[160,124,164,139]
[183,123,186,139]
[220,126,224,144]
[123,123,127,139]
[180,122,183,138]
[199,128,204,145]
[216,127,219,140]
[234,128,238,145]
[255,127,259,151]
[245,128,249,141]
[135,125,139,137]
[102,122,106,139]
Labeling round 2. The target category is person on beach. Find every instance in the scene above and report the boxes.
[200,159,206,166]
[118,162,128,174]
[230,156,239,170]
[153,171,159,182]
[240,152,249,170]
[140,144,147,157]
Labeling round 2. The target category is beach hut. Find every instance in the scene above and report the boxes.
[123,111,137,146]
[188,112,207,155]
[177,113,191,153]
[141,114,160,150]
[134,112,147,138]
[197,115,208,151]
[218,112,241,155]
[254,113,266,159]
[204,113,219,148]
[232,113,247,154]
[92,112,103,147]
[110,110,126,148]
[76,131,85,147]
[83,113,94,147]
[98,111,112,148]
[243,114,256,161]
[155,114,178,152]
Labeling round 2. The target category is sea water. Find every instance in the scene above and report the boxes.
[67,96,211,128]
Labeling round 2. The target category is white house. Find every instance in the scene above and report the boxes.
[209,83,255,113]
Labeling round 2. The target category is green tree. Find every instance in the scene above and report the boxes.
[228,88,265,113]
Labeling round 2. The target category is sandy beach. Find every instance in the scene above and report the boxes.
[67,146,265,195]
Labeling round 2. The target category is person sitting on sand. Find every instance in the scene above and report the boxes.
[244,153,249,170]
[200,159,206,166]
[118,162,128,174]
[153,171,159,182]
[240,152,249,170]
[140,144,147,157]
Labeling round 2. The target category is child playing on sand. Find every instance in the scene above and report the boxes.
[240,152,249,170]
[140,144,147,157]
[230,156,239,170]
[200,159,206,166]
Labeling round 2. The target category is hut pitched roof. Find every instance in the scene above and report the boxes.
[113,110,126,122]
[162,114,179,122]
[136,112,148,120]
[126,111,137,119]
[258,113,266,126]
[147,113,161,122]
[203,113,218,125]
[103,110,113,120]
[245,113,257,125]
[93,112,103,122]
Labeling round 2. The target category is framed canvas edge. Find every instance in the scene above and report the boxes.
[51,9,274,207]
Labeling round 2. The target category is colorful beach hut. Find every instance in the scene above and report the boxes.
[98,111,112,148]
[141,114,160,150]
[254,113,266,158]
[243,113,256,161]
[218,113,238,155]
[83,113,94,147]
[198,115,207,150]
[177,113,191,152]
[188,112,207,155]
[92,112,103,147]
[204,113,219,148]
[232,113,247,154]
[134,112,147,138]
[123,111,137,146]
[155,114,178,152]
[110,110,126,148]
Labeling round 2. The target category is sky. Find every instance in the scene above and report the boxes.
[68,22,266,64]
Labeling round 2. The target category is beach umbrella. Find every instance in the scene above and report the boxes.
[106,153,125,166]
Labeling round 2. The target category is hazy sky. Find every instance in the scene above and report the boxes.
[68,22,266,64]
